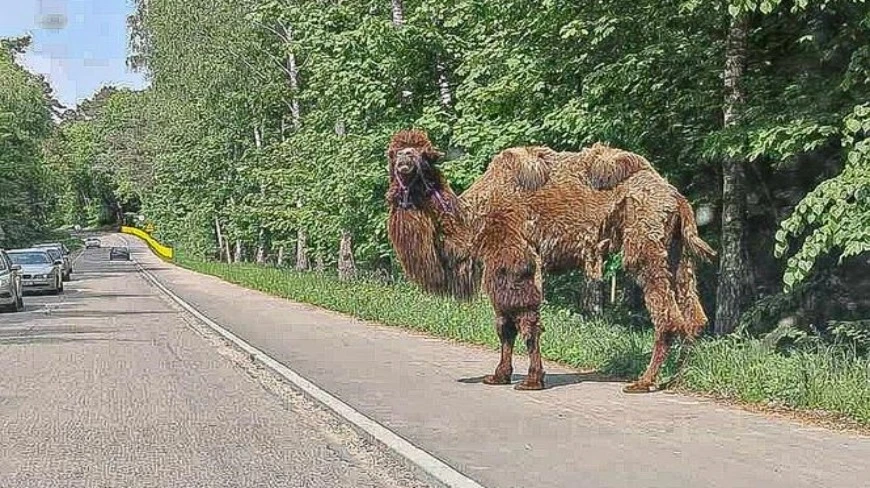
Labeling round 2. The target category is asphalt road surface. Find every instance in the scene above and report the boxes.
[0,236,438,488]
[2,233,869,488]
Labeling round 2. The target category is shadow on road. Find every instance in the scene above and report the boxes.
[457,371,627,389]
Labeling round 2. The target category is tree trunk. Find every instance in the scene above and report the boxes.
[315,254,325,272]
[253,124,268,264]
[224,236,233,264]
[337,230,356,281]
[715,14,754,335]
[255,227,268,264]
[253,124,262,149]
[390,0,404,26]
[436,59,452,108]
[277,246,285,267]
[579,277,604,317]
[295,229,309,271]
[214,216,225,262]
[279,22,301,129]
[234,239,243,263]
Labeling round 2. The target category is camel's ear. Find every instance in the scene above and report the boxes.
[423,147,444,164]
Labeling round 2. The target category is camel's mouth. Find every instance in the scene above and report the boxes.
[394,153,420,178]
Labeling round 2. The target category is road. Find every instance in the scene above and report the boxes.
[2,233,869,488]
[0,235,438,488]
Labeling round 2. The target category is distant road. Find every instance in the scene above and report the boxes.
[0,235,438,488]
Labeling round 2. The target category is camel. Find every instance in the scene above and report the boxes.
[385,129,715,392]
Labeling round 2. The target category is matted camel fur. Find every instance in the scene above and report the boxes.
[386,129,715,392]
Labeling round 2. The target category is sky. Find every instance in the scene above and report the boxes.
[0,0,147,109]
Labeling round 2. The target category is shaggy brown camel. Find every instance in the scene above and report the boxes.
[386,129,715,392]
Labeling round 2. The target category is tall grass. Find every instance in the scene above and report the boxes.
[179,258,870,426]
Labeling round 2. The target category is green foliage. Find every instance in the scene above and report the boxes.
[116,0,870,283]
[49,0,870,338]
[0,40,55,246]
[775,103,870,291]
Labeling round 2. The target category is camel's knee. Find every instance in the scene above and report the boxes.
[495,315,519,342]
[674,261,709,337]
[484,254,542,315]
[636,269,687,334]
[515,310,542,342]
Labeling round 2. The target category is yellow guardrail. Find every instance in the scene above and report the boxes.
[120,226,174,260]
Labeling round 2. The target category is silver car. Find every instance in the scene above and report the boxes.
[6,248,64,295]
[0,250,24,312]
[33,242,73,281]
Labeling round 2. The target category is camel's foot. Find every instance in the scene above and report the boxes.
[622,381,656,394]
[514,376,545,391]
[482,373,512,385]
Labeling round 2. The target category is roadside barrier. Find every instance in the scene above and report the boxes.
[120,226,174,260]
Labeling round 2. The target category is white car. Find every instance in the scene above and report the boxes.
[0,250,24,312]
[6,248,64,295]
[85,237,101,249]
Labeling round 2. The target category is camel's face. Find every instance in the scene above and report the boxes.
[391,146,428,180]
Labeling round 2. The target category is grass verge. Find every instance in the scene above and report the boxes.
[178,258,870,428]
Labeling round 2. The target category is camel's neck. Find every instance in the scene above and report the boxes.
[387,173,479,300]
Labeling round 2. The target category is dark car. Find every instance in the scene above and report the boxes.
[109,246,131,261]
[0,250,24,312]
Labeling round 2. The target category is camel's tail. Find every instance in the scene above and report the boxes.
[677,197,716,263]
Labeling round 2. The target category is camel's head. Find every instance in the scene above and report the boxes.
[386,129,449,211]
[387,129,444,181]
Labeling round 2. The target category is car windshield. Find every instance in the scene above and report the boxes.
[8,252,50,265]
[45,249,61,260]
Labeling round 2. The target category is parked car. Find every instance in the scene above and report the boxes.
[33,242,73,281]
[42,247,68,280]
[0,250,24,312]
[6,248,64,295]
[84,237,101,249]
[109,246,131,261]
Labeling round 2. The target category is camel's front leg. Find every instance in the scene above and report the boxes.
[514,310,545,390]
[483,315,517,385]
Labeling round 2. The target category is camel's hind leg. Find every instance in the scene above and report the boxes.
[620,201,688,393]
[674,252,708,339]
[654,250,709,389]
[483,315,517,385]
[623,260,684,393]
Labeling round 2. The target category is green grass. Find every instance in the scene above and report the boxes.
[178,258,870,427]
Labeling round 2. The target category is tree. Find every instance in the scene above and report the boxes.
[715,12,754,335]
[0,38,55,246]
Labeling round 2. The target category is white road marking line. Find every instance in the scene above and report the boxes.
[133,258,487,488]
